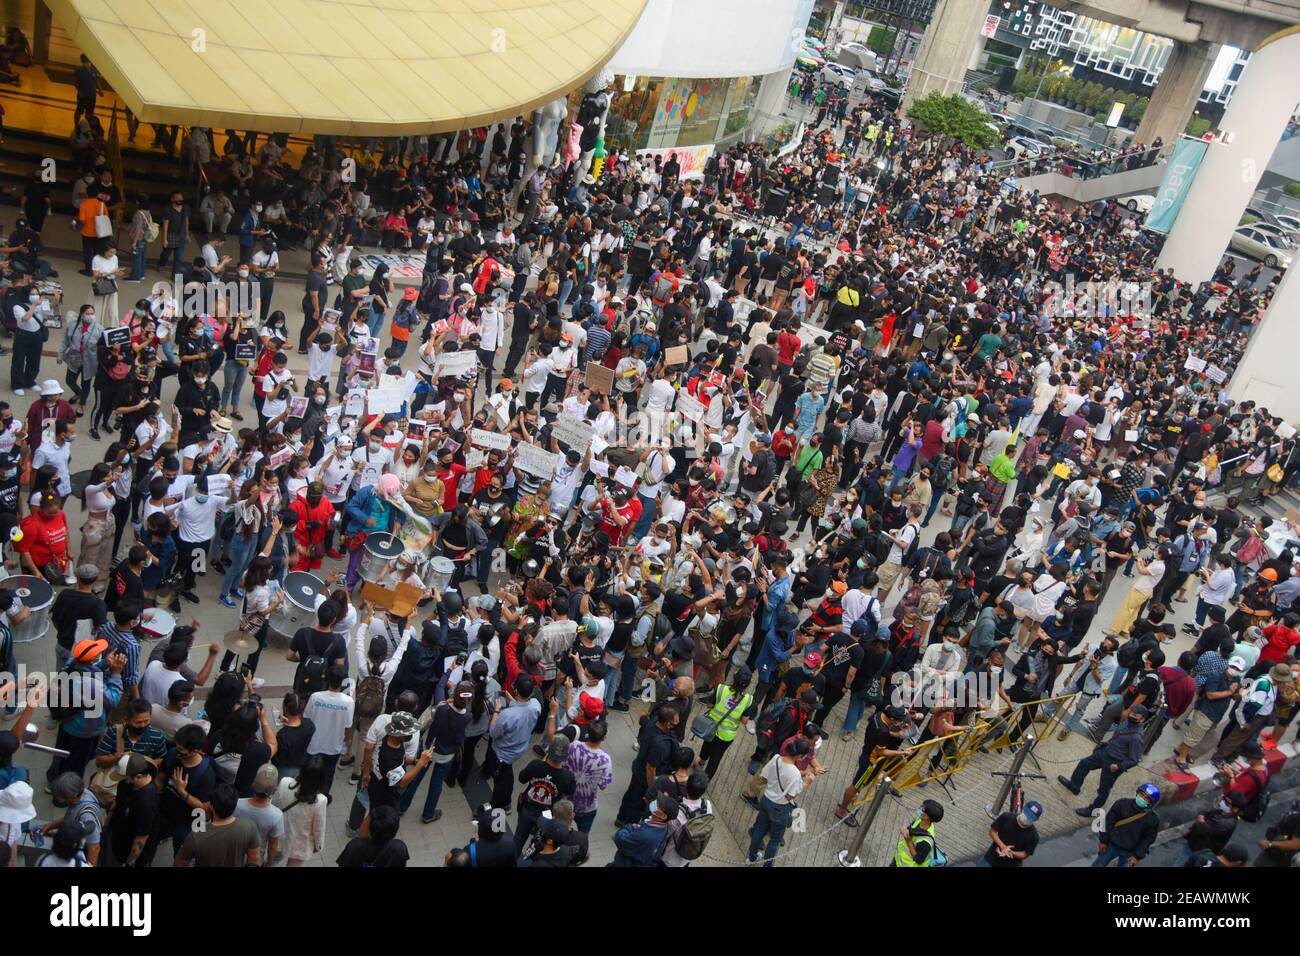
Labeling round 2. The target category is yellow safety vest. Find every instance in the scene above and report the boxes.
[894,818,936,867]
[706,685,752,743]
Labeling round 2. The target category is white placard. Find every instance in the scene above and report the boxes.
[1124,429,1139,443]
[268,447,293,470]
[324,404,342,437]
[366,385,405,415]
[205,473,232,498]
[1279,422,1296,440]
[614,466,639,488]
[344,388,366,418]
[465,446,487,469]
[675,392,705,422]
[470,428,512,452]
[1184,355,1207,373]
[436,350,479,377]
[590,460,610,477]
[553,416,594,453]
[514,442,559,479]
[1206,364,1227,384]
[590,434,609,456]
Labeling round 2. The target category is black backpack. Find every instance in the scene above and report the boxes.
[755,699,792,750]
[1239,769,1271,823]
[293,631,333,697]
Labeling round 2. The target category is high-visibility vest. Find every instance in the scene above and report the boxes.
[894,818,936,867]
[706,685,752,743]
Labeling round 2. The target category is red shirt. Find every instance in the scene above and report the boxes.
[18,510,69,567]
[437,463,467,512]
[598,497,642,546]
[253,350,277,397]
[776,331,801,367]
[921,418,946,459]
[1260,623,1300,664]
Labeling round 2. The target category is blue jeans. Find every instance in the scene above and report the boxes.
[842,688,873,733]
[1194,597,1215,627]
[221,360,248,410]
[887,466,909,495]
[747,795,793,866]
[420,758,453,819]
[159,239,187,277]
[220,532,256,597]
[922,487,945,527]
[603,652,624,707]
[617,651,639,704]
[556,279,574,314]
[574,809,597,833]
[1092,844,1136,867]
[367,306,384,339]
[632,493,657,540]
[129,239,148,280]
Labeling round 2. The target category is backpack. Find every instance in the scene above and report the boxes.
[354,662,387,720]
[652,273,675,300]
[900,523,921,568]
[755,699,792,749]
[672,802,715,860]
[793,347,811,377]
[293,631,333,697]
[1239,769,1271,823]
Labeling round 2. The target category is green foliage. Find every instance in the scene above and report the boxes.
[1185,116,1211,138]
[1082,82,1104,112]
[866,25,897,56]
[907,92,998,149]
[1129,95,1149,123]
[1283,182,1300,198]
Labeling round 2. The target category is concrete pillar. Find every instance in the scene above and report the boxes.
[33,1,52,65]
[901,0,990,111]
[1156,28,1300,286]
[1229,262,1300,422]
[1133,40,1219,148]
[967,34,988,73]
[749,65,794,139]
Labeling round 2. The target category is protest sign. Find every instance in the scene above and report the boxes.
[553,416,594,454]
[436,350,479,377]
[515,442,559,479]
[470,428,512,452]
[585,362,615,395]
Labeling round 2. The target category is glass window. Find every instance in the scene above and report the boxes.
[605,75,663,151]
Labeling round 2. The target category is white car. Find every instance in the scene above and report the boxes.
[1274,213,1300,235]
[1006,136,1046,161]
[821,62,856,88]
[1229,225,1293,269]
[1119,193,1154,214]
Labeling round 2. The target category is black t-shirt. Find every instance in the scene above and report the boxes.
[51,589,108,650]
[158,753,216,824]
[273,720,317,771]
[110,780,160,865]
[336,836,410,867]
[290,627,347,668]
[822,634,864,689]
[463,836,518,867]
[606,620,634,655]
[304,271,328,314]
[983,812,1039,866]
[516,759,576,817]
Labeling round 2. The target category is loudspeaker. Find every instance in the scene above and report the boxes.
[817,184,838,207]
[763,188,789,217]
[821,163,841,185]
[627,240,652,273]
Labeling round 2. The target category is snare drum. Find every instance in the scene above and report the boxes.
[427,556,455,593]
[269,572,325,639]
[138,608,176,642]
[4,576,54,643]
[360,532,403,584]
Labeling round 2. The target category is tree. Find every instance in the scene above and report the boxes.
[1083,82,1104,113]
[907,92,997,149]
[1129,95,1149,123]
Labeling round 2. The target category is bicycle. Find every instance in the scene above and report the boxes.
[990,768,1047,817]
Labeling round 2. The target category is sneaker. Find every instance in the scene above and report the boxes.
[337,754,354,767]
[182,591,200,604]
[232,588,244,599]
[1074,807,1094,818]
[12,388,22,396]
[344,825,358,838]
[609,700,630,712]
[747,760,760,775]
[218,595,237,608]
[1056,775,1081,796]
[88,427,101,441]
[421,810,442,824]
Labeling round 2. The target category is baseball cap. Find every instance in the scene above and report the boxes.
[1227,656,1247,673]
[755,432,773,445]
[1021,801,1043,822]
[72,638,110,664]
[803,651,823,669]
[537,816,569,846]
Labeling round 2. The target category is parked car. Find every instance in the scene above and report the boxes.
[1006,136,1047,161]
[1251,220,1298,245]
[1118,193,1154,213]
[1229,225,1294,269]
[821,62,856,88]
[1273,212,1300,235]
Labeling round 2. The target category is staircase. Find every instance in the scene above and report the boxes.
[1002,161,1166,205]
[1240,484,1300,526]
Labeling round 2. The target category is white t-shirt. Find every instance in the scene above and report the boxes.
[888,522,918,566]
[350,444,393,491]
[303,689,355,755]
[761,755,804,805]
[32,440,72,496]
[175,493,224,543]
[140,660,185,708]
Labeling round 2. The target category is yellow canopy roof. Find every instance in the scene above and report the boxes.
[47,0,647,136]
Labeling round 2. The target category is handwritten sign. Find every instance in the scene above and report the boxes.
[1206,364,1227,385]
[470,428,512,452]
[585,362,614,395]
[103,326,132,348]
[515,442,559,479]
[366,385,405,416]
[676,392,706,422]
[436,350,479,377]
[664,345,689,368]
[614,466,639,488]
[552,416,594,454]
[205,473,232,498]
[1184,355,1207,373]
[465,446,487,469]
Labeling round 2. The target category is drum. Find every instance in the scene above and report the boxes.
[360,532,403,584]
[138,608,176,642]
[269,572,325,639]
[427,556,455,593]
[4,576,53,643]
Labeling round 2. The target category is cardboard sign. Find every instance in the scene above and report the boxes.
[675,392,706,422]
[470,428,512,452]
[585,362,615,395]
[664,345,689,369]
[1206,364,1227,384]
[361,581,425,614]
[514,442,559,479]
[553,416,594,454]
[103,326,132,348]
[436,350,479,377]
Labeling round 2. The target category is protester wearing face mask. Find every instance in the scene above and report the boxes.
[980,799,1041,867]
[174,472,239,604]
[175,360,222,447]
[239,201,268,264]
[58,304,101,416]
